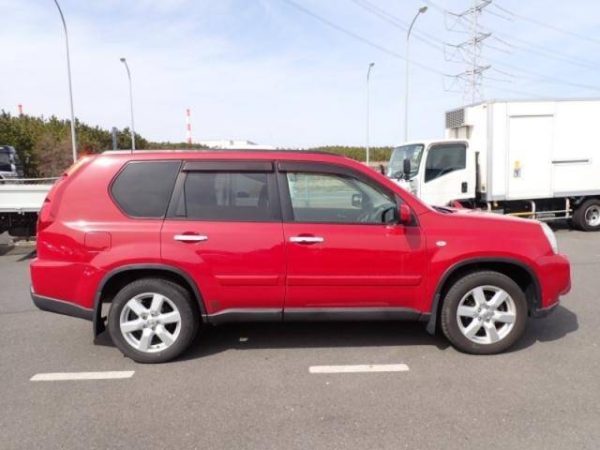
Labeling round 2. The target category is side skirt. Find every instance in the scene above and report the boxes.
[284,307,426,322]
[203,307,430,325]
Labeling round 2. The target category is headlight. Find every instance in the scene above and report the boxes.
[540,222,558,254]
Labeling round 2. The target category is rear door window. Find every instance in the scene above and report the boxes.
[173,171,280,222]
[111,161,181,218]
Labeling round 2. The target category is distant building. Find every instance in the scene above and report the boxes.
[197,139,277,150]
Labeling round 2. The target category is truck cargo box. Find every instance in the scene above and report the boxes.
[445,99,600,202]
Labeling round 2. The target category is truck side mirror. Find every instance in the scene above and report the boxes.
[398,204,412,225]
[403,158,411,177]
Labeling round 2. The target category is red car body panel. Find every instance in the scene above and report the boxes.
[282,222,427,310]
[161,220,286,313]
[30,150,571,329]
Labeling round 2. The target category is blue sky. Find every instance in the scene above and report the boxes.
[1,0,600,147]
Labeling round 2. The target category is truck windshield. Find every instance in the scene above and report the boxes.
[388,144,424,178]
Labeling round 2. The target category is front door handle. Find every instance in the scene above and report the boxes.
[174,234,208,243]
[289,236,324,244]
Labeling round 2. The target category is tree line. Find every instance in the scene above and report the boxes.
[0,112,394,177]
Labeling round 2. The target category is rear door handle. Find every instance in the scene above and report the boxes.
[289,236,324,244]
[174,234,208,243]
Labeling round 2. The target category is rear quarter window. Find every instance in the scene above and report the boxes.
[111,161,181,218]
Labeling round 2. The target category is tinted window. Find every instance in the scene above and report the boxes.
[176,172,277,221]
[425,144,466,182]
[111,161,180,218]
[286,172,396,224]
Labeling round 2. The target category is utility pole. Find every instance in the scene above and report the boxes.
[53,0,78,163]
[366,62,375,166]
[405,6,428,141]
[111,127,118,150]
[120,58,136,151]
[186,108,192,147]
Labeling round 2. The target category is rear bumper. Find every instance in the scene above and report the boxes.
[31,287,93,321]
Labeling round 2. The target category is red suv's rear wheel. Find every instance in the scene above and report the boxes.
[107,278,199,363]
[440,271,528,354]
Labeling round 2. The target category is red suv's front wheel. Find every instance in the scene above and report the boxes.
[440,271,528,354]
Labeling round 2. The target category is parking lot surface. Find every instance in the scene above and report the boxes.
[0,229,598,449]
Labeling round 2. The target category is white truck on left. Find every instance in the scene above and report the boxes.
[0,146,54,237]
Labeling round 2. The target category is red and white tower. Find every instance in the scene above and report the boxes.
[186,108,192,146]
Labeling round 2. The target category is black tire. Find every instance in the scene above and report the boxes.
[572,198,600,231]
[108,278,199,363]
[440,271,528,355]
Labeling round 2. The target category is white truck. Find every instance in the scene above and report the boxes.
[0,180,54,237]
[388,98,600,231]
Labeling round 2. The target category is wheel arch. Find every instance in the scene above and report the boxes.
[426,257,541,335]
[93,264,206,336]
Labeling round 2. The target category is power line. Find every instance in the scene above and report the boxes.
[431,0,600,69]
[493,3,600,46]
[422,0,600,92]
[490,35,599,70]
[278,0,451,76]
[348,0,444,51]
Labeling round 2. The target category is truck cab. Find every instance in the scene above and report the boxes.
[0,146,24,180]
[388,139,475,206]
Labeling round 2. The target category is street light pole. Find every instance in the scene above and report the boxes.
[120,58,136,151]
[404,6,428,142]
[366,62,375,167]
[53,0,77,163]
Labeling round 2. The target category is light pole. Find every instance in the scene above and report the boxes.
[120,57,136,151]
[53,0,77,163]
[366,62,375,167]
[404,6,428,142]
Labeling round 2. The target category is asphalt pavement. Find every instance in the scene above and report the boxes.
[0,228,598,449]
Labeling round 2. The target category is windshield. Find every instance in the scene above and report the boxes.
[388,144,424,179]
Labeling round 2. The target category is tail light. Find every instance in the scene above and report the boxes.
[37,156,94,234]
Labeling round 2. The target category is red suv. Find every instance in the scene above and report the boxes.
[31,150,571,363]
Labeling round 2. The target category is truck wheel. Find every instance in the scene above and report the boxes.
[108,278,199,363]
[440,271,528,355]
[573,199,600,231]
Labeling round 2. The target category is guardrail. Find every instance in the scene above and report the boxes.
[0,177,59,185]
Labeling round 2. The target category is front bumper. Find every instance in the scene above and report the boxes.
[531,300,560,318]
[532,252,571,318]
[31,287,93,321]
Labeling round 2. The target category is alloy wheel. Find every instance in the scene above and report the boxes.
[456,285,517,345]
[119,292,182,353]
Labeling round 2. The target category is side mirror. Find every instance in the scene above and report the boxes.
[398,204,412,225]
[403,158,411,178]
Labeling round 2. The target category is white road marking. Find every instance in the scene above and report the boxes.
[30,371,135,382]
[309,364,409,374]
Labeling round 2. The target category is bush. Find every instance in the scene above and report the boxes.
[309,146,393,163]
